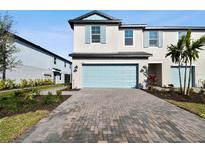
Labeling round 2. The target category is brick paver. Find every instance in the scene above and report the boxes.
[16,89,205,143]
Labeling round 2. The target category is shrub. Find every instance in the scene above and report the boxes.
[201,114,205,119]
[1,79,54,90]
[147,74,157,86]
[43,93,52,105]
[31,89,40,96]
[24,92,35,101]
[14,90,27,97]
[189,88,195,95]
[19,79,29,88]
[28,79,35,87]
[48,91,52,96]
[0,79,16,90]
[56,90,62,96]
[24,89,39,101]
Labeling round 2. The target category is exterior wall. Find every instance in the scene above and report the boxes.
[73,23,205,87]
[72,59,148,89]
[4,40,71,84]
[73,24,119,53]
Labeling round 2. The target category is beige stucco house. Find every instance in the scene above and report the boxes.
[69,10,205,89]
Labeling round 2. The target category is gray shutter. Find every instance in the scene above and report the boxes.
[143,31,149,48]
[158,31,163,48]
[85,26,90,44]
[100,26,106,44]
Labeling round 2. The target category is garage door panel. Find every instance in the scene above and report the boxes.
[83,64,138,88]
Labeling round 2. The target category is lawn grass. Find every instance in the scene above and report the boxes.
[165,99,205,119]
[0,87,70,142]
[0,110,49,143]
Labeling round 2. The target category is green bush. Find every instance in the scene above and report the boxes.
[31,89,40,96]
[1,79,54,90]
[43,92,52,105]
[14,89,28,97]
[24,92,35,101]
[19,79,29,88]
[56,90,62,96]
[0,79,16,90]
[48,91,52,96]
[19,79,54,88]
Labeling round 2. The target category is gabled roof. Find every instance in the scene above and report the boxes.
[68,10,205,31]
[14,34,72,64]
[69,10,121,29]
[73,10,120,21]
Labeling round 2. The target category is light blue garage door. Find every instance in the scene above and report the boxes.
[171,66,195,87]
[83,64,138,88]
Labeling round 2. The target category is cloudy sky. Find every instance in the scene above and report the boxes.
[0,10,205,60]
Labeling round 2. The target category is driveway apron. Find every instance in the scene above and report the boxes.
[16,89,205,143]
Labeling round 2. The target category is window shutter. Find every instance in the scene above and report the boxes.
[85,26,91,44]
[143,31,149,48]
[100,26,106,44]
[158,31,163,48]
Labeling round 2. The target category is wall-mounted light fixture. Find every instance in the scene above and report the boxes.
[74,65,78,72]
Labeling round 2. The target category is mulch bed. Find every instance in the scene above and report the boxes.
[0,95,70,119]
[145,89,205,104]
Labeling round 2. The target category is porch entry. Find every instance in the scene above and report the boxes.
[148,63,162,86]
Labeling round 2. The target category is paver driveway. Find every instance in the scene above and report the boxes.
[16,89,205,143]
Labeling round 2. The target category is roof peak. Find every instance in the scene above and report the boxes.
[73,10,120,21]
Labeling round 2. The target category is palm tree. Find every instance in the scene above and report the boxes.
[166,36,185,94]
[182,30,191,95]
[185,30,205,95]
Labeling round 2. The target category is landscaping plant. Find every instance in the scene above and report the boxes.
[147,74,157,90]
[166,30,205,95]
[0,14,21,80]
[0,78,54,90]
[184,30,205,95]
[166,35,185,94]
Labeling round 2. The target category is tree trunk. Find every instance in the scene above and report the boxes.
[2,69,6,80]
[178,62,183,94]
[183,62,188,95]
[2,52,6,80]
[187,61,192,95]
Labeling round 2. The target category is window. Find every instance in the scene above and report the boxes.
[54,57,56,64]
[124,29,133,46]
[64,61,66,67]
[149,31,158,47]
[178,31,186,40]
[91,26,101,43]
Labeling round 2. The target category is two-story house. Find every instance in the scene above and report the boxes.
[1,34,72,84]
[69,10,205,89]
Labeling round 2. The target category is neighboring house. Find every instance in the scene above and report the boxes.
[0,34,72,84]
[69,10,205,89]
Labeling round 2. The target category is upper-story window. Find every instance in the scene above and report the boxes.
[178,31,186,40]
[54,57,56,65]
[64,61,66,67]
[91,26,101,43]
[124,29,133,46]
[149,31,158,47]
